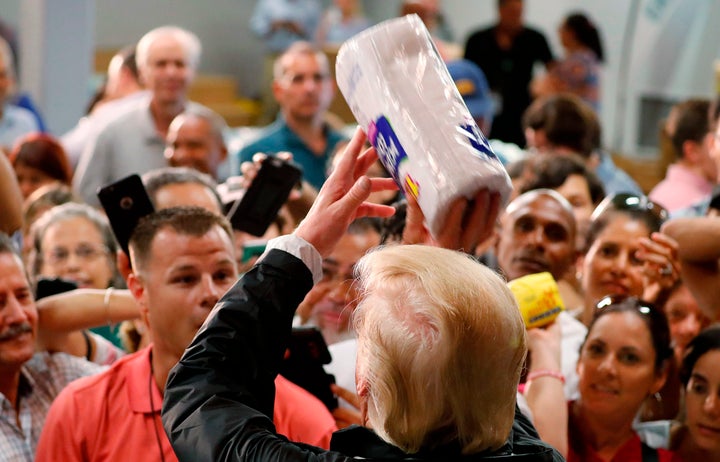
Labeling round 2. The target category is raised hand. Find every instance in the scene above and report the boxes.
[295,127,397,257]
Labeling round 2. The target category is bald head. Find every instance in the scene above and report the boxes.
[497,189,577,281]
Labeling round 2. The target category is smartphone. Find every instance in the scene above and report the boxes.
[36,277,78,300]
[97,174,155,255]
[226,157,302,236]
[280,327,338,411]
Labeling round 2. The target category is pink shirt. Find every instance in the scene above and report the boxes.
[36,347,337,461]
[649,164,714,212]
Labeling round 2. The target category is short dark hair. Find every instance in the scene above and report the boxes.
[522,95,595,158]
[680,326,720,386]
[585,205,665,254]
[142,167,222,210]
[563,13,604,62]
[129,207,233,271]
[668,99,710,160]
[117,44,140,83]
[521,154,605,205]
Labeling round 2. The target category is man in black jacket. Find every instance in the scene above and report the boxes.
[162,129,564,461]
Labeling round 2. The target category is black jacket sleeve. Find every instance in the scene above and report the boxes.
[161,249,350,462]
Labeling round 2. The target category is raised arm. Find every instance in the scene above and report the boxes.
[162,128,395,461]
[523,322,568,458]
[0,151,23,235]
[661,217,720,320]
[36,288,139,361]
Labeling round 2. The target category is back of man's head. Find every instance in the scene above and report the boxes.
[128,206,232,273]
[523,94,594,158]
[114,45,140,85]
[353,245,526,455]
[666,99,710,160]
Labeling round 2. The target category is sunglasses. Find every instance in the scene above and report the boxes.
[595,294,657,315]
[590,193,669,223]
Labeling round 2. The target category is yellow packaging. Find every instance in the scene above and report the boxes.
[507,272,565,329]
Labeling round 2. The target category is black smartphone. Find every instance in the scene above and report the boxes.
[280,327,338,411]
[36,277,78,300]
[226,156,302,236]
[97,174,155,255]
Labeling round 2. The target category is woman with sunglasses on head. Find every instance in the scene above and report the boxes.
[569,296,675,461]
[668,326,720,461]
[573,193,685,423]
[577,193,681,327]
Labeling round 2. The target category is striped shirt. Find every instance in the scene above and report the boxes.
[0,352,102,461]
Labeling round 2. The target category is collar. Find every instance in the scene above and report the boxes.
[138,100,171,146]
[125,346,163,414]
[274,114,342,152]
[330,425,512,460]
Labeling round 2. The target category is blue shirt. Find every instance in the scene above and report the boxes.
[250,0,322,53]
[237,117,346,190]
[595,151,643,196]
[0,104,39,151]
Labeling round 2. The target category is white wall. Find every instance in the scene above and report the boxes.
[1,0,719,156]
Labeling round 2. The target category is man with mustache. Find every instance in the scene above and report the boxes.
[237,41,346,191]
[0,233,102,461]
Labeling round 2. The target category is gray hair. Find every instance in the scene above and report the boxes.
[29,202,119,283]
[136,26,202,71]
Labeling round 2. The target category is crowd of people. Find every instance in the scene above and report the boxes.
[1,1,720,461]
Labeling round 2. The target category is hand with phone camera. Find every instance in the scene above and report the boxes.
[223,152,310,237]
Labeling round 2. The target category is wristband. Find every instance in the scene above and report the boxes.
[527,369,565,384]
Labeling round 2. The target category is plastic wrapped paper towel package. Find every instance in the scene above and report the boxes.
[335,14,512,238]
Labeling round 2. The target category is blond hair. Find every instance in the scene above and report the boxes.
[353,245,527,454]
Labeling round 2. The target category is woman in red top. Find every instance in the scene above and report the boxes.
[568,295,676,462]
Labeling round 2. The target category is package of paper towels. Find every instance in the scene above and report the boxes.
[335,14,512,238]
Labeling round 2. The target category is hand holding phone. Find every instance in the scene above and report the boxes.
[225,156,302,236]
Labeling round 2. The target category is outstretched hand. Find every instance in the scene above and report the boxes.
[402,188,500,253]
[295,128,397,257]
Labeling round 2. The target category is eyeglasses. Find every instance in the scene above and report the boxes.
[590,193,669,223]
[44,244,109,265]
